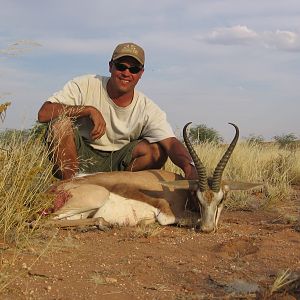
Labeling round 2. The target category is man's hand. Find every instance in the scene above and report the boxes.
[38,102,106,141]
[88,107,106,140]
[158,137,199,180]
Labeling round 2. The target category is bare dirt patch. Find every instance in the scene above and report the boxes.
[1,197,300,299]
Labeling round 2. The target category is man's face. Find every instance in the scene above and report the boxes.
[109,56,144,95]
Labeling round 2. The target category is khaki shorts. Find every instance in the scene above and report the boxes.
[41,122,140,174]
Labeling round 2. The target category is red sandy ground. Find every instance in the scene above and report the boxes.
[0,191,299,299]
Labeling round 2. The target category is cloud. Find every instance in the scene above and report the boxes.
[205,25,258,45]
[203,25,300,52]
[0,40,42,57]
[262,30,300,51]
[0,1,299,139]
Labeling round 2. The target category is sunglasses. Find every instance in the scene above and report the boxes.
[113,62,143,74]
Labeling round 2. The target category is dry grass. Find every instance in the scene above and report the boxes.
[0,128,56,244]
[164,141,300,209]
[0,102,11,122]
[269,269,297,294]
[132,222,165,238]
[0,128,298,244]
[264,269,300,298]
[0,117,299,238]
[0,125,57,292]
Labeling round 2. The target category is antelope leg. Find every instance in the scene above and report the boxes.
[30,217,110,231]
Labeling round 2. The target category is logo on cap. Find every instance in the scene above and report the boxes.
[112,42,145,65]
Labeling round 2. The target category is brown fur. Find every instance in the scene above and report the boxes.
[55,170,193,219]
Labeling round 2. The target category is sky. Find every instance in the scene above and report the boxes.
[0,0,299,141]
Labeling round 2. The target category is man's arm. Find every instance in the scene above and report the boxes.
[37,101,106,140]
[38,101,84,122]
[159,137,198,179]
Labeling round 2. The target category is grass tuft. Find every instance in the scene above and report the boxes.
[269,269,299,295]
[0,127,56,244]
[132,223,165,238]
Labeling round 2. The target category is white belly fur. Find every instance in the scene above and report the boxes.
[93,193,158,226]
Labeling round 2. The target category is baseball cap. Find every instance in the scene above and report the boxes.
[111,42,145,65]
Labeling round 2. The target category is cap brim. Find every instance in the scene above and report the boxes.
[112,54,144,65]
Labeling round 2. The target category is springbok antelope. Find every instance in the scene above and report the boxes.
[49,122,262,233]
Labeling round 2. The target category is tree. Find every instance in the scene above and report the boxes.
[187,124,223,144]
[273,133,298,148]
[245,134,265,145]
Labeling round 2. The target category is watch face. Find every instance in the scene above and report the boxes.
[190,161,195,167]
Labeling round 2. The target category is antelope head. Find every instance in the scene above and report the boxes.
[161,122,262,233]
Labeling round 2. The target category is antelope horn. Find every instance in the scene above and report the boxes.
[183,122,208,191]
[211,123,239,192]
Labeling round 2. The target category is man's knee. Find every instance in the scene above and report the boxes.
[133,140,168,168]
[149,143,168,167]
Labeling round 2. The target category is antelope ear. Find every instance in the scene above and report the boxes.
[159,180,198,190]
[223,180,264,191]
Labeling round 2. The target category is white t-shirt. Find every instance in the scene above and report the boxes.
[47,74,175,151]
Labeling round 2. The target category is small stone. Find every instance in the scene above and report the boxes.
[22,263,27,269]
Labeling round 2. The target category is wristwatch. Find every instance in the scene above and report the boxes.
[189,161,195,167]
